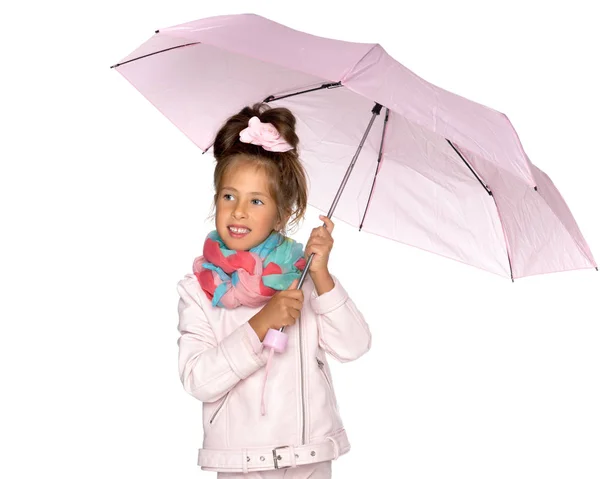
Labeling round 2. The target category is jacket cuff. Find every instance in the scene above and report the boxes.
[243,321,264,355]
[309,274,349,314]
[221,323,267,379]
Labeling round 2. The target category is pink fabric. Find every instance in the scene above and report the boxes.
[239,116,294,152]
[114,13,596,279]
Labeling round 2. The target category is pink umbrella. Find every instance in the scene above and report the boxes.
[111,14,598,436]
[110,12,597,284]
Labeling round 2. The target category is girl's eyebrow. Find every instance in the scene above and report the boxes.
[222,186,268,197]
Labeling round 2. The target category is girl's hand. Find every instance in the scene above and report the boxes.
[305,215,335,274]
[249,279,303,340]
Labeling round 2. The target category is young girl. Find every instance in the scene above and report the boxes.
[176,102,372,478]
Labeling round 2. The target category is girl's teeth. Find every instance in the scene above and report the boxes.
[230,227,249,233]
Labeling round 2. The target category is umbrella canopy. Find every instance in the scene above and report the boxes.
[111,13,597,281]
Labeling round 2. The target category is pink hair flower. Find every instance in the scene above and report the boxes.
[239,116,294,152]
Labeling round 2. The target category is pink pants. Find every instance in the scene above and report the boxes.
[216,460,332,478]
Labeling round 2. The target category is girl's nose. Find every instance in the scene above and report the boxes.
[233,206,248,219]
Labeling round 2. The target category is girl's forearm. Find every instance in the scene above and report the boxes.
[311,269,334,296]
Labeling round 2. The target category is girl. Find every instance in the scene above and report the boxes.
[176,102,372,478]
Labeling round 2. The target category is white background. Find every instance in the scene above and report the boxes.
[1,1,599,478]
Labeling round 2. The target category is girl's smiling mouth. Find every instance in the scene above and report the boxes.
[228,225,251,238]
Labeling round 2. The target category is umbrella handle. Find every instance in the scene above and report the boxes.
[262,328,288,353]
[263,218,325,352]
[262,251,318,353]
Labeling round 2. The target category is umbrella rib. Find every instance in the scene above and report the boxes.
[490,194,515,282]
[109,42,202,69]
[263,81,343,103]
[359,107,390,231]
[446,139,515,281]
[323,102,384,221]
[446,139,492,196]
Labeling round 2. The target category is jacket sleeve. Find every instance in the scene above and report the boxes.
[309,274,372,363]
[176,274,267,403]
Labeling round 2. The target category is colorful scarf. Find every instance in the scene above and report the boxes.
[193,229,307,308]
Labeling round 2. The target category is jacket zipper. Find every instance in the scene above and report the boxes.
[299,311,306,444]
[316,358,337,409]
[209,391,230,424]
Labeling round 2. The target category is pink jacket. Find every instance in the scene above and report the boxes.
[176,271,372,474]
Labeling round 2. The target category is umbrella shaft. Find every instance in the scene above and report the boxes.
[279,101,383,333]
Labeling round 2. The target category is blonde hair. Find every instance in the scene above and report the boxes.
[207,102,308,239]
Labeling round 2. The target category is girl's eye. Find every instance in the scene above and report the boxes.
[222,194,263,205]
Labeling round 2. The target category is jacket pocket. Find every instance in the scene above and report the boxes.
[209,391,230,425]
[316,357,339,410]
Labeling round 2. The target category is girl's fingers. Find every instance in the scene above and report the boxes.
[318,215,335,233]
[307,243,330,257]
[312,226,330,239]
[307,238,330,250]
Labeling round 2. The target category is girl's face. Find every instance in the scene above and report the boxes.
[215,162,284,251]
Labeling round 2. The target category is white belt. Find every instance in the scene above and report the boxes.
[198,428,350,473]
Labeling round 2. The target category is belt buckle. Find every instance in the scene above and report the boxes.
[272,445,291,469]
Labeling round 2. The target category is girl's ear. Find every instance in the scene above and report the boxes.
[279,213,291,231]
